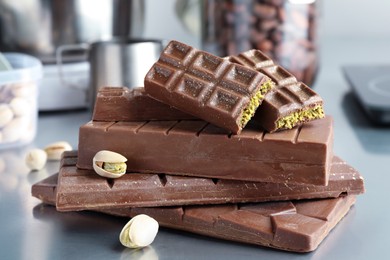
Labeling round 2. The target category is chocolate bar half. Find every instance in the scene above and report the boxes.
[32,174,356,253]
[56,151,363,211]
[227,50,324,132]
[78,116,333,185]
[144,40,274,134]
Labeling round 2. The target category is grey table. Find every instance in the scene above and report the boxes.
[1,37,389,260]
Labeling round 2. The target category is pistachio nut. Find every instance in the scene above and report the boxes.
[9,97,30,117]
[93,150,127,178]
[0,104,13,128]
[2,117,28,143]
[44,141,72,161]
[0,157,5,174]
[11,82,36,97]
[119,214,159,249]
[25,149,47,171]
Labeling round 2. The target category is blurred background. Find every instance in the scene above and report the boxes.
[145,0,390,43]
[0,1,390,259]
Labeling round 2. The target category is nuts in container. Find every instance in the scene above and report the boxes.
[202,0,319,86]
[0,53,42,149]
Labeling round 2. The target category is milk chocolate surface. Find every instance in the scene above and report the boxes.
[93,87,196,122]
[228,50,324,132]
[94,50,323,134]
[32,175,356,252]
[78,116,333,185]
[144,40,272,134]
[56,151,363,211]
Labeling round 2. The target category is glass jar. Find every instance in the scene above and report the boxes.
[0,53,42,149]
[201,0,319,86]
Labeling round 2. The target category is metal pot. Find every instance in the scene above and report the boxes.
[87,38,166,108]
[0,0,144,64]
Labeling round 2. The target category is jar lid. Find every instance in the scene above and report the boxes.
[0,53,43,85]
[288,0,316,4]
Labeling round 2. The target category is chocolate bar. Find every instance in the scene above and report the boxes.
[144,40,274,134]
[32,174,356,252]
[227,50,324,132]
[56,151,363,211]
[77,116,333,185]
[94,54,323,134]
[92,87,196,122]
[92,86,321,132]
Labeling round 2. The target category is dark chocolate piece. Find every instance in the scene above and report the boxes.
[144,40,274,134]
[56,151,363,211]
[93,87,196,122]
[32,174,356,253]
[77,116,333,185]
[227,50,324,132]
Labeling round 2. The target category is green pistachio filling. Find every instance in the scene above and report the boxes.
[276,105,325,130]
[240,79,275,128]
[102,162,127,174]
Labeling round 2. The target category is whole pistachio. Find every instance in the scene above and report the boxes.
[0,104,13,128]
[9,97,30,117]
[11,82,36,97]
[119,214,159,249]
[25,149,47,171]
[0,157,5,174]
[44,141,72,160]
[2,117,28,143]
[93,150,127,178]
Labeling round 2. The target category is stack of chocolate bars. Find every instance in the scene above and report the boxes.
[32,41,365,253]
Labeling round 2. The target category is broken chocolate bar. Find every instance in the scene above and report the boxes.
[92,86,321,133]
[56,151,363,211]
[144,40,274,134]
[227,50,324,132]
[32,174,356,253]
[93,87,196,122]
[94,52,323,133]
[78,116,333,185]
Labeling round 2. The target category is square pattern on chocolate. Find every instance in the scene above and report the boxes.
[56,150,364,212]
[160,47,264,108]
[77,116,334,185]
[32,174,357,253]
[228,49,324,132]
[145,40,270,133]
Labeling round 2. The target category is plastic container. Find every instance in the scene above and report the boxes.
[0,53,42,149]
[202,0,319,86]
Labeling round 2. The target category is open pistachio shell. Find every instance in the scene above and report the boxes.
[44,141,73,161]
[92,150,127,178]
[119,214,159,248]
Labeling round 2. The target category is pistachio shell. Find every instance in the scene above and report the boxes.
[0,104,13,128]
[119,214,159,248]
[44,141,72,160]
[25,149,47,171]
[92,150,127,178]
[9,97,30,117]
[2,117,28,143]
[0,157,5,173]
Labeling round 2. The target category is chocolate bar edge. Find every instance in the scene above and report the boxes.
[55,150,364,212]
[31,174,357,253]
